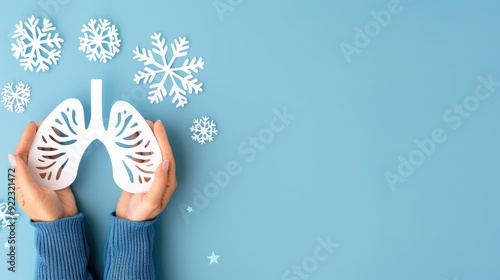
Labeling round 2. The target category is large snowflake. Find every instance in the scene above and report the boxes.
[0,202,19,228]
[11,16,64,72]
[190,116,218,144]
[133,33,205,108]
[2,82,31,113]
[79,18,121,63]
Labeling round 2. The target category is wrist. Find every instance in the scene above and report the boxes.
[114,211,156,222]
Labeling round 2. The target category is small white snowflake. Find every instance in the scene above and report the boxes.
[0,202,19,228]
[11,16,64,72]
[190,116,218,144]
[79,18,121,63]
[133,33,205,108]
[2,82,31,113]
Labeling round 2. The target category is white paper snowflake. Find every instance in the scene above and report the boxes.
[190,116,218,144]
[79,18,121,63]
[2,82,31,113]
[11,16,64,72]
[133,33,205,108]
[0,202,19,228]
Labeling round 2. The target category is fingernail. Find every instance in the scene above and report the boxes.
[157,120,162,123]
[162,160,170,173]
[8,154,17,168]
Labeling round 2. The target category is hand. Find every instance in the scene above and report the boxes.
[9,122,78,222]
[115,120,178,221]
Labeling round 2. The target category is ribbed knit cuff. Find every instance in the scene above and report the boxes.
[103,212,157,280]
[31,213,92,280]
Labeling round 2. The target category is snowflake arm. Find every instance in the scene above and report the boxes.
[133,33,168,84]
[176,57,205,74]
[169,82,188,108]
[148,82,168,104]
[169,37,190,66]
[11,21,29,59]
[172,57,204,94]
[151,33,168,60]
[175,73,204,95]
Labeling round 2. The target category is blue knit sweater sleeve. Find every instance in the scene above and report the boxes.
[31,213,93,280]
[103,212,157,280]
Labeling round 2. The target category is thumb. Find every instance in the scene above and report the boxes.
[146,160,170,205]
[9,154,40,205]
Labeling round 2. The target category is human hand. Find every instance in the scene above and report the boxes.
[115,120,177,221]
[8,122,78,222]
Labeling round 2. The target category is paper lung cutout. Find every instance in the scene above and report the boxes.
[27,80,162,193]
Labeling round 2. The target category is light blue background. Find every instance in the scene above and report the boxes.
[1,0,499,279]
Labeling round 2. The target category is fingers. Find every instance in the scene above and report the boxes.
[153,121,174,162]
[145,160,170,205]
[145,121,177,206]
[153,120,176,182]
[146,120,153,131]
[14,122,37,164]
[152,121,177,206]
[11,154,40,206]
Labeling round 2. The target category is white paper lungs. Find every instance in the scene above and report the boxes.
[27,80,162,193]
